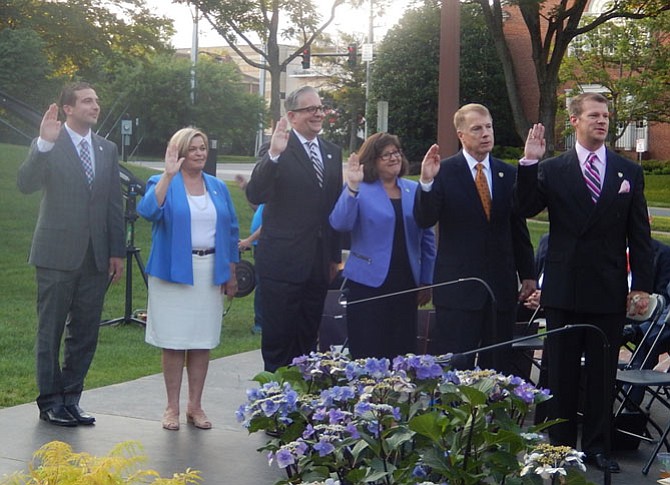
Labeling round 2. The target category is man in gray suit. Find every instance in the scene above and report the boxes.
[17,82,125,426]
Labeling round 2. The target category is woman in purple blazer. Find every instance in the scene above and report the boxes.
[329,133,436,359]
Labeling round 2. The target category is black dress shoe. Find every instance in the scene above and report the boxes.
[585,453,621,473]
[39,406,78,427]
[65,405,96,425]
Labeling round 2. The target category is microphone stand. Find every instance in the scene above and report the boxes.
[444,324,612,485]
[339,276,498,368]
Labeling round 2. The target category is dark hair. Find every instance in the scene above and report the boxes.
[58,82,94,109]
[569,92,609,117]
[357,132,409,182]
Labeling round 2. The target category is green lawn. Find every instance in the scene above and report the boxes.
[0,143,259,408]
[1,142,669,408]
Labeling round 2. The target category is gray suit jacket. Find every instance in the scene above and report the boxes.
[17,128,125,272]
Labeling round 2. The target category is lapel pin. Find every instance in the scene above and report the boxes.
[327,154,332,159]
[98,146,103,151]
[498,172,504,178]
[618,172,623,178]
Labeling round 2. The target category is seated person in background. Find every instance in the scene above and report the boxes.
[624,238,670,403]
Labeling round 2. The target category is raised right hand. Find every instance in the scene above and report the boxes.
[345,152,364,190]
[419,144,441,184]
[269,117,291,158]
[39,103,61,143]
[164,142,184,176]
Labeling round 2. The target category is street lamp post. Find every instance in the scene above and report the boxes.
[364,0,373,139]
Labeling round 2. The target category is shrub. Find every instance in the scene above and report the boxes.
[237,351,593,485]
[0,440,202,485]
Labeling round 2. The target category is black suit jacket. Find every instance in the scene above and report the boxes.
[414,152,534,312]
[246,132,342,283]
[516,148,653,314]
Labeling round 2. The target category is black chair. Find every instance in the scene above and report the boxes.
[614,294,670,474]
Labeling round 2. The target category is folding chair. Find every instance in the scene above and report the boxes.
[620,293,666,369]
[614,294,670,474]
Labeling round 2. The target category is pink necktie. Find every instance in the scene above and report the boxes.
[584,152,601,203]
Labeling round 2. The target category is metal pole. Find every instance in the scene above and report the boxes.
[364,0,373,138]
[190,5,199,106]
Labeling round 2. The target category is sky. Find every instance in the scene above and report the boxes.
[145,0,408,49]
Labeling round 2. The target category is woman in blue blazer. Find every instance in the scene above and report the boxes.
[329,133,436,359]
[138,128,239,431]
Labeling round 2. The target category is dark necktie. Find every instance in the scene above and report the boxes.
[79,139,94,186]
[584,152,601,203]
[475,162,491,221]
[307,141,324,188]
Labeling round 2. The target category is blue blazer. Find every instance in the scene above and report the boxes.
[138,172,239,285]
[329,178,435,288]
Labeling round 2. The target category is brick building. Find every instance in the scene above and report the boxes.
[502,0,670,160]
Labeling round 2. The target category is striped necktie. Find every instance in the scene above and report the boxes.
[307,141,324,188]
[584,152,601,203]
[79,139,94,186]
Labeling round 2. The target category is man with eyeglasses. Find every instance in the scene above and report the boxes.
[246,86,343,372]
[414,103,535,373]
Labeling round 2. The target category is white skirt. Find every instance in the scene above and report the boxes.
[145,254,223,350]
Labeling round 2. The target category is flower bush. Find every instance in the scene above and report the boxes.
[237,351,594,485]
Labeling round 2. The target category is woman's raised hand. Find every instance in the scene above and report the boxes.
[164,142,184,176]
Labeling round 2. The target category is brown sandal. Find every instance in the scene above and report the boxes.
[186,410,212,429]
[162,409,180,431]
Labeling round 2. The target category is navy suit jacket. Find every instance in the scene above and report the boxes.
[414,151,534,312]
[516,148,653,314]
[246,131,342,284]
[329,177,436,288]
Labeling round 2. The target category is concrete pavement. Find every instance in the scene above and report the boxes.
[0,349,668,484]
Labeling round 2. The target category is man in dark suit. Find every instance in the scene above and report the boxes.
[17,82,125,426]
[414,103,536,373]
[246,86,342,372]
[516,92,654,472]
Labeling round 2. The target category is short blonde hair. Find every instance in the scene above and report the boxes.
[169,127,208,159]
[453,104,491,131]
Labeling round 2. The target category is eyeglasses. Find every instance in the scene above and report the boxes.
[379,149,403,161]
[291,105,329,114]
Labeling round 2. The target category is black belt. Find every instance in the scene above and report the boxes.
[192,248,215,256]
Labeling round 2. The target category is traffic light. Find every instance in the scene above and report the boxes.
[347,44,357,67]
[301,47,311,69]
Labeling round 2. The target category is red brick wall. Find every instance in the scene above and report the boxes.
[501,0,669,160]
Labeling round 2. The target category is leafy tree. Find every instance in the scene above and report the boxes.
[0,28,61,142]
[369,0,519,163]
[471,0,670,154]
[109,55,264,156]
[0,0,174,83]
[313,32,367,153]
[560,12,670,144]
[177,0,376,124]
